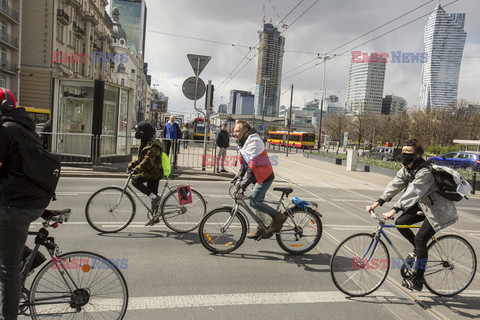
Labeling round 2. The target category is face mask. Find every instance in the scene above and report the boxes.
[401,153,416,166]
[135,131,143,139]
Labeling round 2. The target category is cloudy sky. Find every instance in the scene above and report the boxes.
[136,0,479,118]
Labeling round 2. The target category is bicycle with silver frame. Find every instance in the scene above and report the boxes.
[198,180,323,254]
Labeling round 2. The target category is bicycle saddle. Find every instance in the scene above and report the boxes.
[42,208,71,220]
[273,187,293,196]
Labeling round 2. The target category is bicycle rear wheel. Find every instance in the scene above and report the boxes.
[85,187,135,233]
[276,207,323,255]
[330,233,390,297]
[29,251,128,319]
[161,187,206,233]
[424,235,477,296]
[198,208,247,254]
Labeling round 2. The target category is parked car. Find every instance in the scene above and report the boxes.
[427,152,480,171]
[364,146,402,161]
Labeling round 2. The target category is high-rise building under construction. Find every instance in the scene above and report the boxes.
[254,23,285,119]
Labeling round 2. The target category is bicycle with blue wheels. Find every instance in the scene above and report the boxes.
[330,210,477,297]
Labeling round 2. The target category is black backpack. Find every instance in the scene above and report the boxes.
[2,121,61,198]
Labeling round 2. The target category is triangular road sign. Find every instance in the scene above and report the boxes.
[187,54,211,76]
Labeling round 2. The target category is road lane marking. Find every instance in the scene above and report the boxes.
[123,289,480,310]
[126,291,395,310]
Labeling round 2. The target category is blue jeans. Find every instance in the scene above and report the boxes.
[0,207,43,320]
[249,179,278,217]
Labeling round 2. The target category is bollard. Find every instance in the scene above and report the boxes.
[472,172,476,195]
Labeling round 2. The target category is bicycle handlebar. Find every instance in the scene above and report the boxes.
[369,209,394,221]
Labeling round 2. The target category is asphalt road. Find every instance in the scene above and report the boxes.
[20,166,480,319]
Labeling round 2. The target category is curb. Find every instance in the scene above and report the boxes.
[61,168,235,182]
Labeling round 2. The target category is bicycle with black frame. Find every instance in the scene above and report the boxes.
[18,208,129,319]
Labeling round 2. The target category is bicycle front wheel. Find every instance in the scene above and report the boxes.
[330,233,390,297]
[198,208,247,254]
[424,235,477,296]
[29,251,128,319]
[276,207,323,255]
[85,187,135,233]
[161,187,206,233]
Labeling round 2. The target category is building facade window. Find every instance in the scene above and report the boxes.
[0,46,6,65]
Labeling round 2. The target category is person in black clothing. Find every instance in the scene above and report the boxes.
[216,123,230,173]
[0,88,51,320]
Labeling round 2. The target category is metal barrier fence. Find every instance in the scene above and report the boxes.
[41,132,218,169]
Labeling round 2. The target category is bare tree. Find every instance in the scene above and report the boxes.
[323,111,348,153]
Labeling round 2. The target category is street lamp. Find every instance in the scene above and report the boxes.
[261,77,269,137]
[317,54,335,150]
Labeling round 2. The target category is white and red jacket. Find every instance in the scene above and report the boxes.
[238,130,274,186]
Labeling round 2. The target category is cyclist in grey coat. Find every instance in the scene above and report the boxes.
[366,139,457,292]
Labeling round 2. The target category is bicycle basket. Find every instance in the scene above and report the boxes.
[292,197,310,209]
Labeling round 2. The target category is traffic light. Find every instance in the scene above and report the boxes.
[205,82,214,111]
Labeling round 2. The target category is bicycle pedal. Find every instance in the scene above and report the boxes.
[261,233,274,239]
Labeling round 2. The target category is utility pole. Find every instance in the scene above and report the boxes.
[261,77,269,138]
[317,54,335,150]
[286,85,293,157]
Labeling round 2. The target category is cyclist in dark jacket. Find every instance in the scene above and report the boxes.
[0,89,51,320]
[128,122,164,226]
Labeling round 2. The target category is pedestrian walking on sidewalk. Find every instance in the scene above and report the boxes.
[182,124,191,149]
[163,115,181,169]
[216,123,229,173]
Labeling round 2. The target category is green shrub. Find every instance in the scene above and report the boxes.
[425,145,458,156]
[307,151,347,160]
[357,157,403,170]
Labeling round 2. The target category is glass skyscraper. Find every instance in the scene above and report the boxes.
[111,0,147,57]
[228,90,254,115]
[254,24,285,118]
[345,57,386,114]
[419,5,466,109]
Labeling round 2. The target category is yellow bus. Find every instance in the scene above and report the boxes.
[22,107,51,131]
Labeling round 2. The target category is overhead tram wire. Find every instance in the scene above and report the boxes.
[325,0,435,55]
[282,0,435,77]
[282,0,320,32]
[145,29,253,49]
[334,0,460,58]
[282,0,460,81]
